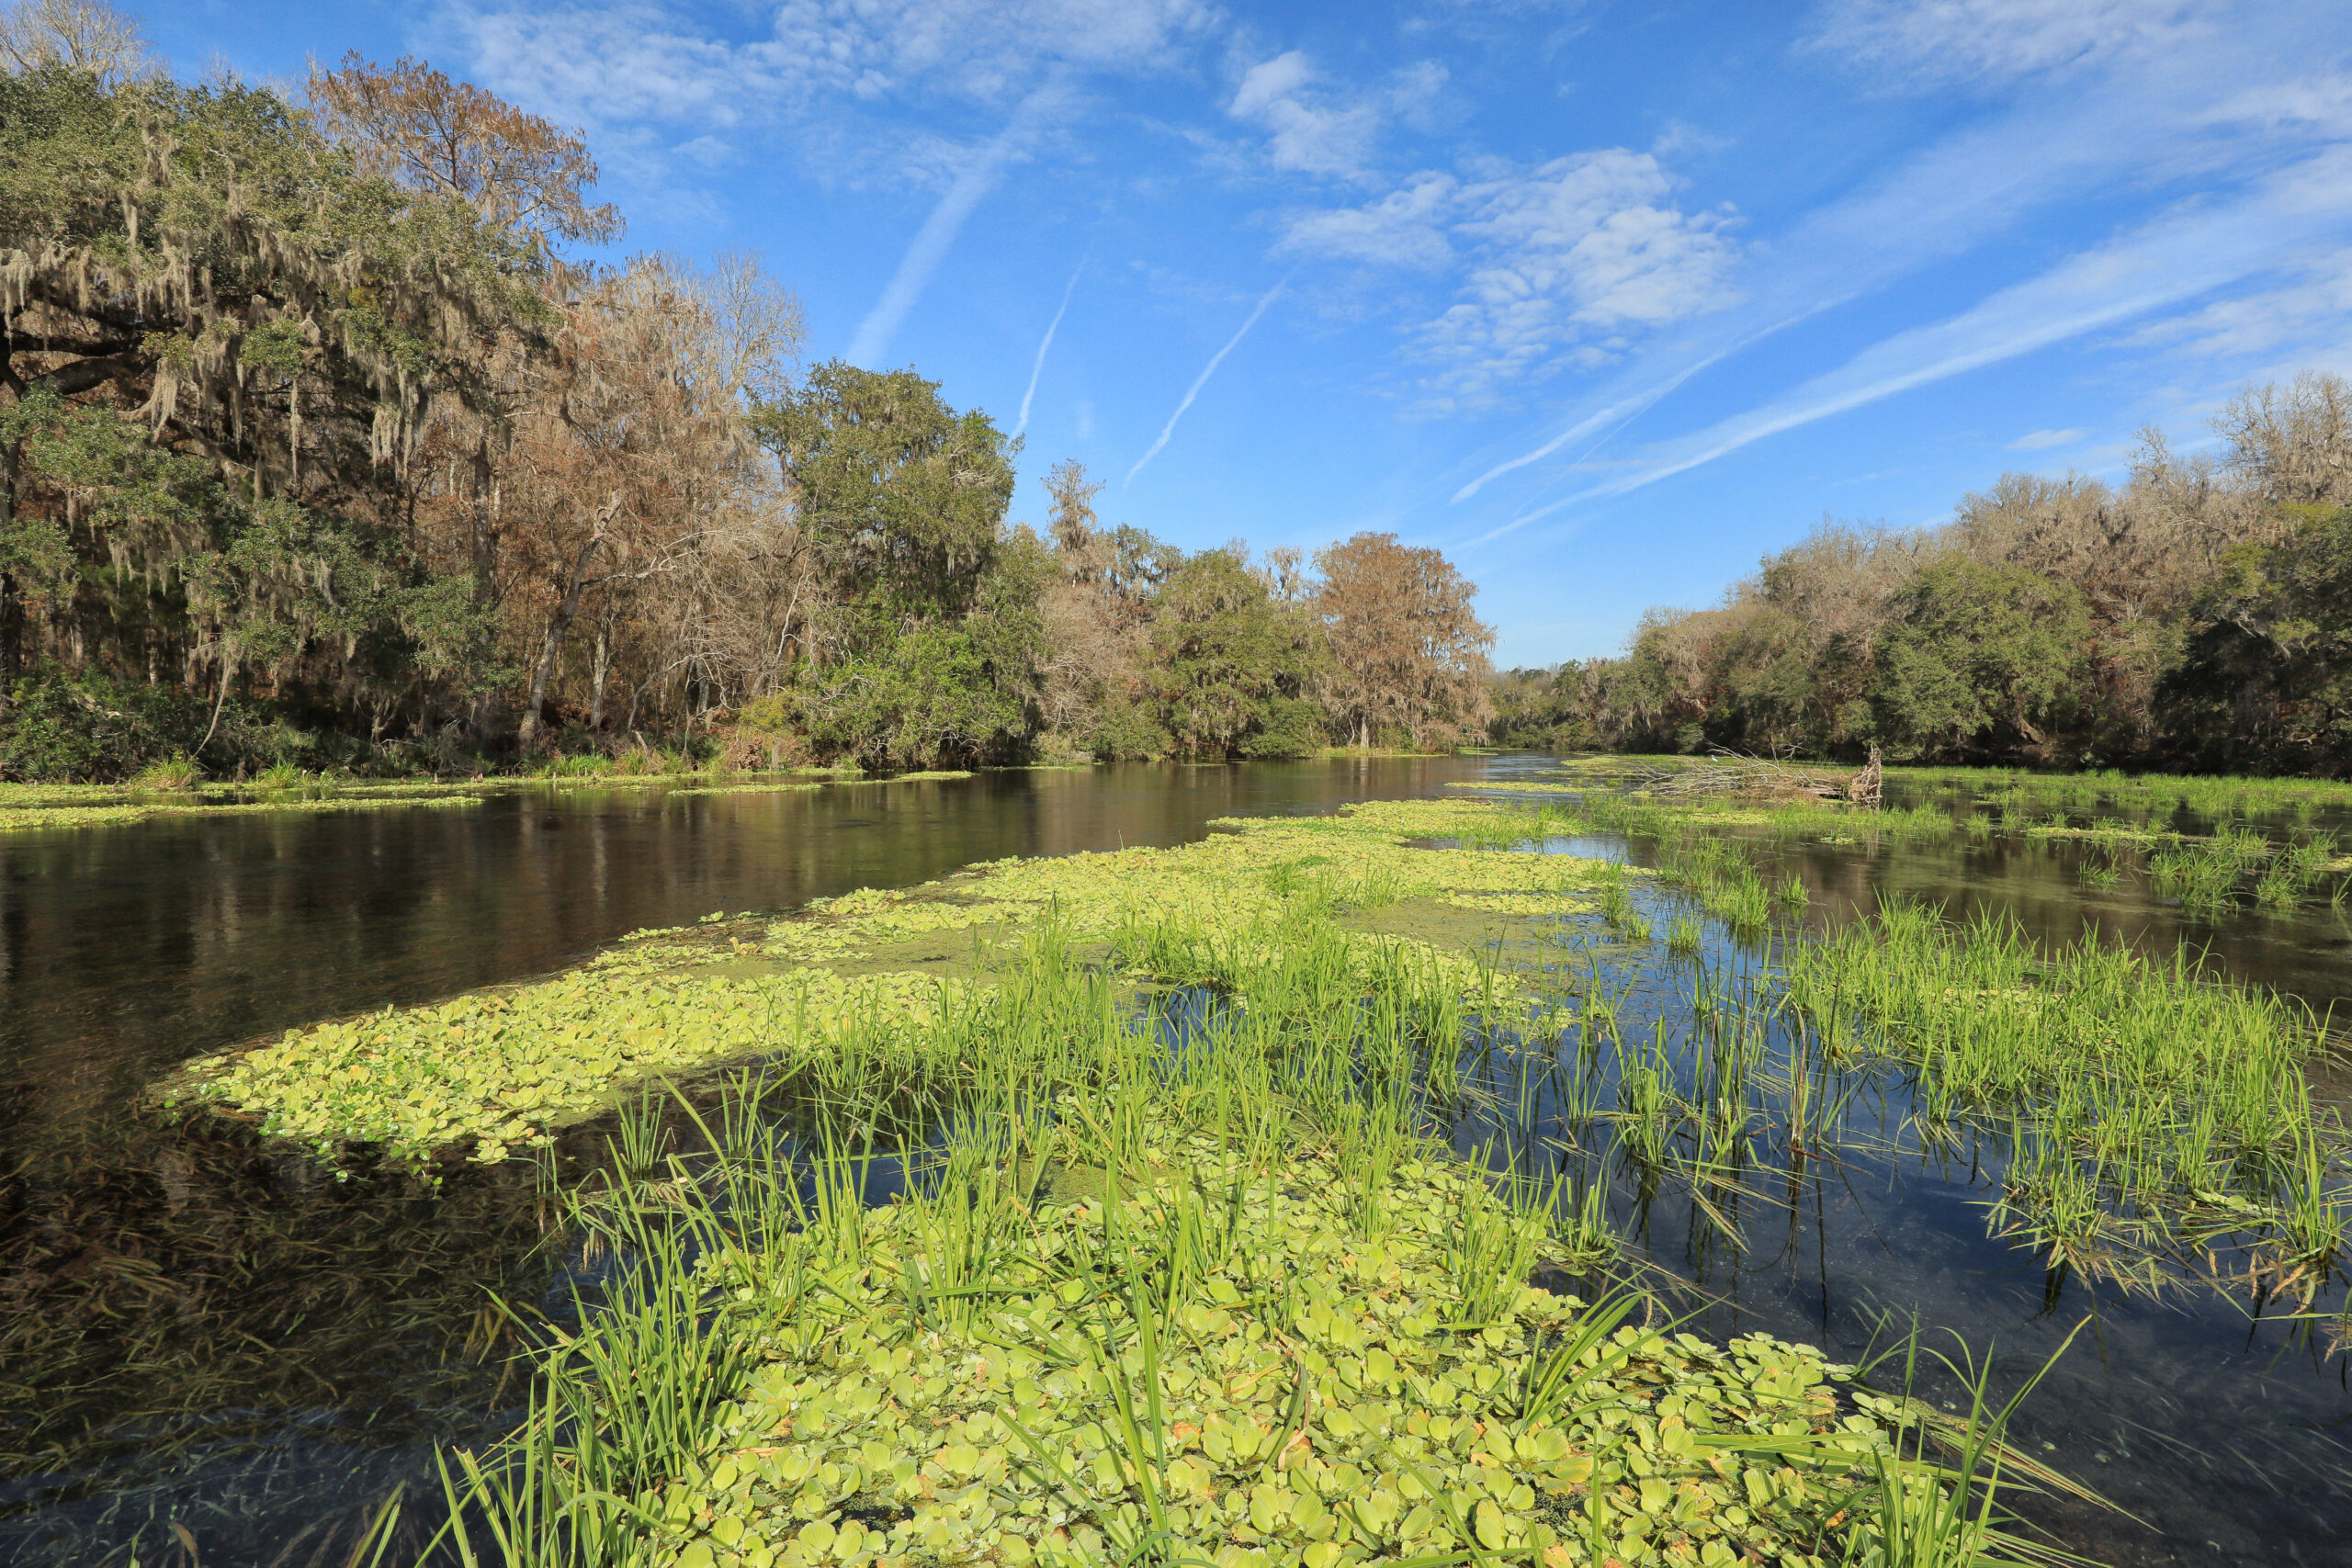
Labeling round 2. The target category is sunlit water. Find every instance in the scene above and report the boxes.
[3,756,2348,1565]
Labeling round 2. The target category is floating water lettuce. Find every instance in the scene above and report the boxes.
[645,1130,1881,1568]
[167,798,1623,1167]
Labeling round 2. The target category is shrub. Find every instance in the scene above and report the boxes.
[0,666,203,782]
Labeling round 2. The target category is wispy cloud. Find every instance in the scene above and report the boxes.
[1451,347,1734,500]
[2008,427,2085,450]
[1467,141,2352,541]
[845,85,1072,366]
[442,0,1216,119]
[435,0,1216,191]
[1449,6,2350,520]
[1016,257,1089,439]
[1808,0,2216,85]
[1279,148,1739,409]
[1126,275,1291,484]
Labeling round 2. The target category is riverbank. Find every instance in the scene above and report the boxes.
[0,768,978,834]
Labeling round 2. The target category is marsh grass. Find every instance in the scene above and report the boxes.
[419,897,2079,1568]
[130,752,202,789]
[1533,773,2352,1302]
[1779,899,2348,1292]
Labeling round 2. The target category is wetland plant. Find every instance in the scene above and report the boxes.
[1666,915,1703,955]
[422,935,1995,1568]
[129,752,201,790]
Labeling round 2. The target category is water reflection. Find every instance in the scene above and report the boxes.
[6,754,2351,1565]
[0,759,1484,1565]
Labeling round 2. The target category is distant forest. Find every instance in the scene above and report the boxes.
[0,7,1492,781]
[1490,372,2352,777]
[9,5,2346,786]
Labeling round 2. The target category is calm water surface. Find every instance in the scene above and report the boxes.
[3,756,2349,1565]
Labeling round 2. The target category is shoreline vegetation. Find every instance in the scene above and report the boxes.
[0,751,1455,834]
[136,772,2352,1566]
[1486,375,2352,779]
[1,27,1495,790]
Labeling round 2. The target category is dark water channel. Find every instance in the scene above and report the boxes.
[4,756,2350,1565]
[1445,762,2352,1568]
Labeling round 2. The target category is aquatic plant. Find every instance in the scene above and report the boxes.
[425,946,1980,1568]
[168,797,1629,1168]
[1779,899,2346,1273]
[130,752,203,790]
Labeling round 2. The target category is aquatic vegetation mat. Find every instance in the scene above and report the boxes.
[0,779,497,832]
[164,798,1623,1168]
[646,1138,1887,1568]
[432,940,2043,1568]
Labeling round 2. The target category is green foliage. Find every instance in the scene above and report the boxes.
[2162,506,2352,773]
[756,366,1048,767]
[1088,690,1173,761]
[1149,551,1324,759]
[1869,559,2088,761]
[0,665,205,782]
[0,59,542,767]
[791,622,1039,769]
[758,363,1020,628]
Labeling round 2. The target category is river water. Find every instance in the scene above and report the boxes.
[1,757,2347,1566]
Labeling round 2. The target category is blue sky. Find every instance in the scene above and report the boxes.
[144,1,2352,666]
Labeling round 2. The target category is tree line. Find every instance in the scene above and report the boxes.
[0,4,1494,780]
[1492,372,2352,776]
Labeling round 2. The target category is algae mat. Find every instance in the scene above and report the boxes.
[165,799,1623,1167]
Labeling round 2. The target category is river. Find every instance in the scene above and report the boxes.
[2,756,2347,1566]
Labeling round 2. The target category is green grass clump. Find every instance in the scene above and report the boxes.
[429,942,1996,1568]
[1781,900,2345,1280]
[130,752,202,789]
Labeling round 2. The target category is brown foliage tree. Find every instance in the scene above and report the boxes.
[1315,531,1493,750]
[306,51,621,250]
[496,254,802,747]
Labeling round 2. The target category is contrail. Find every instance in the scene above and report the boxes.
[845,85,1066,367]
[1452,350,1728,504]
[1014,257,1086,440]
[1126,275,1289,485]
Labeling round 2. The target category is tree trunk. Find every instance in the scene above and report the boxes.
[518,508,618,750]
[0,392,17,719]
[588,615,612,729]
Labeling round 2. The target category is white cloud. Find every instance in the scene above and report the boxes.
[1468,141,2352,541]
[1809,0,2216,85]
[1227,51,1382,178]
[438,0,1217,133]
[1281,151,1739,410]
[2124,251,2352,363]
[2008,427,2085,449]
[1276,173,1459,270]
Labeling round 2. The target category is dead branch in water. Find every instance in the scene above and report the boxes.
[1632,746,1882,807]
